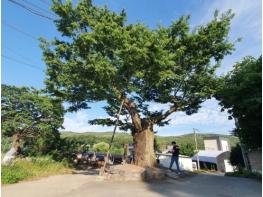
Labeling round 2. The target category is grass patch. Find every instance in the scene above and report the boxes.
[225,170,262,181]
[2,157,72,184]
[191,169,220,174]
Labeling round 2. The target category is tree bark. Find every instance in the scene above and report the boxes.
[133,128,156,167]
[2,133,20,165]
[123,98,157,167]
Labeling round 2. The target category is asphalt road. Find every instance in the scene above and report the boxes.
[2,172,261,197]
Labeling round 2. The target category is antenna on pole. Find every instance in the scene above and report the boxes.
[193,128,200,170]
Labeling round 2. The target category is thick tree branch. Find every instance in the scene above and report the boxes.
[123,98,142,132]
[153,105,177,124]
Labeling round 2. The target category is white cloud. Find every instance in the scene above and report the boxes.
[195,0,262,75]
[61,110,114,132]
[147,102,171,112]
[170,106,234,127]
[143,99,234,128]
[200,0,261,42]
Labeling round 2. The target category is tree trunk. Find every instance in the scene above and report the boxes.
[123,98,156,167]
[2,133,20,165]
[133,129,156,167]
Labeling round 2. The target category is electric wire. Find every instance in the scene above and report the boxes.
[21,0,56,17]
[2,20,38,40]
[2,45,40,64]
[8,0,55,21]
[2,54,44,71]
[38,0,52,7]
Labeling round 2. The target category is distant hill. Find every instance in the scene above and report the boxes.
[60,131,239,150]
[61,131,130,137]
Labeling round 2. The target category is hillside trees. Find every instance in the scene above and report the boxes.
[216,56,262,149]
[1,85,64,163]
[40,0,236,167]
[180,143,195,157]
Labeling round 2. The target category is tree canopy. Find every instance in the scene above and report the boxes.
[216,56,262,149]
[40,0,236,166]
[41,0,235,129]
[1,84,64,155]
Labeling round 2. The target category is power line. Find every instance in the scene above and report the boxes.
[2,45,40,64]
[2,54,44,71]
[38,0,52,7]
[21,0,56,17]
[8,0,55,21]
[2,20,38,40]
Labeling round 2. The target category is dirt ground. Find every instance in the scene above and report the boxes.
[2,171,262,197]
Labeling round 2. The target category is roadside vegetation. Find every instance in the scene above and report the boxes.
[216,56,261,150]
[218,56,262,179]
[1,85,72,184]
[227,143,262,181]
[225,170,262,181]
[2,157,72,184]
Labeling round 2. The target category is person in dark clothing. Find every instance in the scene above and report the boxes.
[169,141,180,172]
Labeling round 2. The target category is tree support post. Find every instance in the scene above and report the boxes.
[100,99,125,176]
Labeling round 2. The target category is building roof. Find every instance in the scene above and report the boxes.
[192,150,228,163]
[203,136,228,141]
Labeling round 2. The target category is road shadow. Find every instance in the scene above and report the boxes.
[144,173,262,197]
[72,165,100,176]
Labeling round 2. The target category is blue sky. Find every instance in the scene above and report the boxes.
[2,0,261,136]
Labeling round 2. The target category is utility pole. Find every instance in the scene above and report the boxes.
[193,128,200,170]
[233,118,250,170]
[240,143,250,170]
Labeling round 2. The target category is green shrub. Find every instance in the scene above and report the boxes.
[93,142,109,153]
[2,165,32,184]
[1,157,71,184]
[111,147,124,155]
[180,143,195,157]
[1,137,12,154]
[225,169,262,180]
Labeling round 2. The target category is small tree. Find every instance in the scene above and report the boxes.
[1,85,64,163]
[180,143,195,157]
[41,0,236,167]
[154,137,161,152]
[93,142,109,153]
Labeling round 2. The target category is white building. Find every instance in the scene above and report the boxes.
[204,136,230,151]
[192,150,233,172]
[192,136,234,172]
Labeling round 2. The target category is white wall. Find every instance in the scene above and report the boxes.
[224,159,234,172]
[247,150,262,173]
[204,139,218,151]
[158,155,193,171]
[221,140,230,151]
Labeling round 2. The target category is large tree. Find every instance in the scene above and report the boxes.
[216,56,262,150]
[41,0,235,167]
[1,85,64,163]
